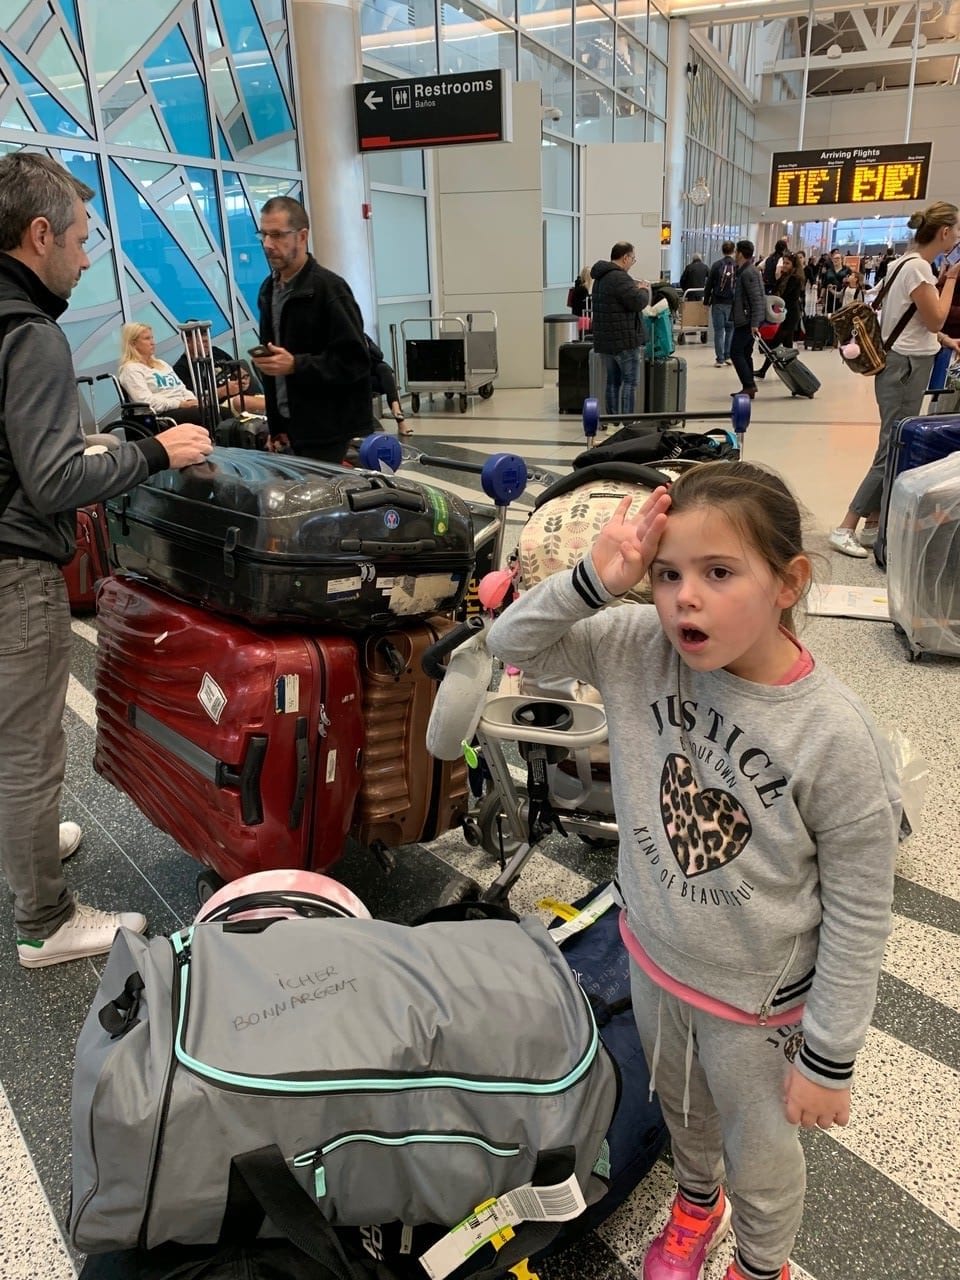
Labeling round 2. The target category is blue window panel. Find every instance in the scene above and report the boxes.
[222,170,266,314]
[187,166,224,252]
[2,48,91,139]
[111,161,228,330]
[219,0,292,142]
[228,113,252,153]
[36,26,91,128]
[144,26,211,157]
[217,122,233,160]
[1,101,33,131]
[0,2,32,29]
[70,253,120,310]
[61,150,106,222]
[60,0,81,48]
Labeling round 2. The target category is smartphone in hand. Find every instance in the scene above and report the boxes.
[248,345,270,358]
[944,242,960,267]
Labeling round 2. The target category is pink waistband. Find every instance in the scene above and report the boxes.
[619,912,802,1027]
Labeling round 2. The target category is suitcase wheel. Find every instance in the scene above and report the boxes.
[411,393,420,413]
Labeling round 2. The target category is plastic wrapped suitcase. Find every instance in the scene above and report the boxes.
[94,575,365,882]
[558,340,593,414]
[886,452,960,659]
[875,414,960,568]
[106,449,474,630]
[645,355,686,416]
[352,618,470,851]
[757,336,819,399]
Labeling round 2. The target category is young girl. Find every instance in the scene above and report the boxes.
[487,462,899,1280]
[839,270,864,307]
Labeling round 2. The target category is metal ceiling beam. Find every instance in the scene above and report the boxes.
[665,0,945,26]
[769,39,960,69]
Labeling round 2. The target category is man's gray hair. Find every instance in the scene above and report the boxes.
[0,151,94,252]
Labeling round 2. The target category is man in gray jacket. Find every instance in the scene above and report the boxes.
[729,240,766,399]
[0,153,211,968]
[590,242,650,419]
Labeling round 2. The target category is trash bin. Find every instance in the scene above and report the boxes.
[543,314,580,369]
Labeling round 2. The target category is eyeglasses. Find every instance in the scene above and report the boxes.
[255,229,297,243]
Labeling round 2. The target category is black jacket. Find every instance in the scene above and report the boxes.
[0,254,166,564]
[256,256,371,453]
[589,260,649,356]
[703,255,736,305]
[732,260,766,329]
[679,260,709,292]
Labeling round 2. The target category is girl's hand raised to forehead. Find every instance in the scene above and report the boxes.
[591,488,671,597]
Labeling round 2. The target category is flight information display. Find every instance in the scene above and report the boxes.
[769,144,931,209]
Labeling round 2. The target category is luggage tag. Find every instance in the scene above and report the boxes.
[547,881,622,945]
[418,1176,586,1280]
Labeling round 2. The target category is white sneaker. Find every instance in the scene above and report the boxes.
[59,821,82,861]
[828,527,869,558]
[857,525,879,549]
[17,902,147,969]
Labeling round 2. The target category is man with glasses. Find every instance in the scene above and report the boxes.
[590,241,649,422]
[251,196,370,462]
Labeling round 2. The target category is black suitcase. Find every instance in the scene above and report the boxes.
[803,314,833,350]
[757,338,820,399]
[645,355,686,417]
[558,340,593,414]
[106,449,475,630]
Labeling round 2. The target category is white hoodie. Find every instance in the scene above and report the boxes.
[119,358,193,412]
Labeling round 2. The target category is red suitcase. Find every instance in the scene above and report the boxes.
[94,576,364,881]
[353,618,470,853]
[62,503,109,612]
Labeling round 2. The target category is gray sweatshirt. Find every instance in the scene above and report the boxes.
[487,556,900,1090]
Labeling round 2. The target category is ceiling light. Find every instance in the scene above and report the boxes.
[826,43,843,59]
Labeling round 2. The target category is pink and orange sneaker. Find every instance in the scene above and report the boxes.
[723,1264,791,1280]
[643,1188,732,1279]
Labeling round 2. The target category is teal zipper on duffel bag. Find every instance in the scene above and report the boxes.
[293,1132,523,1199]
[170,930,600,1096]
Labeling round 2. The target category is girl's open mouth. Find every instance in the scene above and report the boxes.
[678,625,709,649]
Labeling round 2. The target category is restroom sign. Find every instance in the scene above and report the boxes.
[355,71,512,153]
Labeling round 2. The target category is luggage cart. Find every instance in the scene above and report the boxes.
[400,311,498,414]
[676,288,709,344]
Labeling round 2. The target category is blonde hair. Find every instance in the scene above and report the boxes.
[907,201,958,245]
[119,323,160,369]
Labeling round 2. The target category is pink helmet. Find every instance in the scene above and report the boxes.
[194,869,371,925]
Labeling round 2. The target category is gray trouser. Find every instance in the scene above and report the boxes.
[0,557,74,938]
[630,963,805,1272]
[850,348,935,518]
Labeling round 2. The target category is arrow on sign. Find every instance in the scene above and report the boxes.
[364,90,384,110]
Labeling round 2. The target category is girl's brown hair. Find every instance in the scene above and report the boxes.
[666,461,812,631]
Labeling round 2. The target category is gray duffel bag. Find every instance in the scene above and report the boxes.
[70,913,618,1255]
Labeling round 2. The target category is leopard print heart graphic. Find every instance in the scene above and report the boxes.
[659,753,753,878]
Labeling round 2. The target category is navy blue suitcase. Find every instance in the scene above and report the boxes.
[875,414,960,568]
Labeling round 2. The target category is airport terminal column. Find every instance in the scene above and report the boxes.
[291,0,376,325]
[663,17,690,283]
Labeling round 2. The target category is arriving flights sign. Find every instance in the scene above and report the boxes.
[768,143,932,208]
[354,71,511,153]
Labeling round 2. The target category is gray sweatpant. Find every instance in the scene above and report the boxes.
[850,348,935,518]
[630,963,805,1272]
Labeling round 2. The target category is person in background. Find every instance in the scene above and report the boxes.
[818,250,850,315]
[0,152,211,968]
[830,202,960,557]
[762,239,788,294]
[252,196,370,463]
[679,253,709,294]
[366,333,412,437]
[839,271,864,309]
[590,242,650,421]
[874,247,895,283]
[569,266,592,317]
[487,462,899,1280]
[729,239,765,400]
[118,323,201,423]
[755,253,804,380]
[703,241,736,368]
[173,328,266,417]
[929,253,960,390]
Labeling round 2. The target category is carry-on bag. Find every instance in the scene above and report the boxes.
[644,355,687,416]
[886,452,960,659]
[874,413,960,568]
[558,340,593,414]
[352,618,470,851]
[70,912,618,1254]
[94,575,365,882]
[756,336,819,399]
[803,313,833,351]
[106,449,475,630]
[64,503,110,613]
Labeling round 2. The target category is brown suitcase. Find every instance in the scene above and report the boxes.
[352,617,469,851]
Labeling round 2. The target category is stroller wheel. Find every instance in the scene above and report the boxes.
[478,793,524,861]
[196,868,226,906]
[461,815,483,847]
[438,873,483,908]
